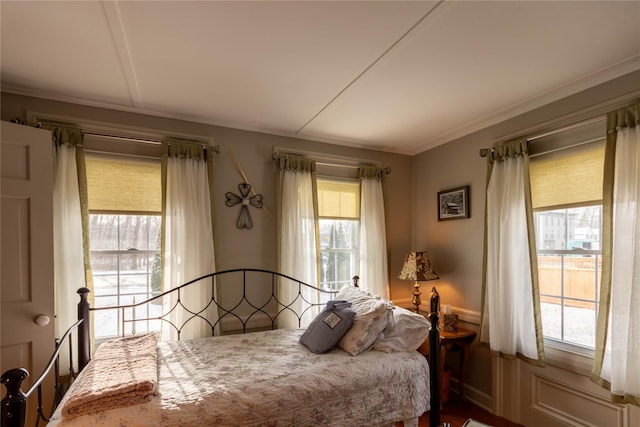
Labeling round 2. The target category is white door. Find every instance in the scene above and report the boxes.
[1,121,54,424]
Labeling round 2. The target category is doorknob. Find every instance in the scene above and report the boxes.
[34,314,50,326]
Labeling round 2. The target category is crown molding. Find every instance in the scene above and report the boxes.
[412,55,640,155]
[2,84,410,155]
[26,110,214,146]
[4,54,638,157]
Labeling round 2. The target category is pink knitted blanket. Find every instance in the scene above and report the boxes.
[62,333,158,420]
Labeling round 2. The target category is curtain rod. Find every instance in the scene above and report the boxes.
[316,161,392,174]
[82,130,221,153]
[10,118,220,153]
[273,152,391,174]
[479,115,606,158]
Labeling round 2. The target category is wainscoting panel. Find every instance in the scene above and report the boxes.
[493,356,639,427]
[530,371,627,426]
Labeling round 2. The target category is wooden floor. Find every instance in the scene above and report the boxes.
[399,396,523,427]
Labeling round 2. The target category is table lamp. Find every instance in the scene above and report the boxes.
[397,251,439,313]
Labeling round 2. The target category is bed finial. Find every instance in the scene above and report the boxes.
[430,286,440,313]
[77,287,91,371]
[428,287,441,426]
[1,368,28,427]
[352,275,359,287]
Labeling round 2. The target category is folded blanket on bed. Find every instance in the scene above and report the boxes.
[62,333,159,420]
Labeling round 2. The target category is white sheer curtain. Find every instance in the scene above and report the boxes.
[481,138,545,364]
[53,143,86,337]
[593,104,640,405]
[358,167,389,299]
[277,156,319,328]
[43,125,93,343]
[161,142,217,341]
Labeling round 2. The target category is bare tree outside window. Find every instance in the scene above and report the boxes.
[319,219,359,292]
[90,214,162,339]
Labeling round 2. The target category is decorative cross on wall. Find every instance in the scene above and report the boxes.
[225,182,264,229]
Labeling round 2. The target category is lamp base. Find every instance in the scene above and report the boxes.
[412,281,422,313]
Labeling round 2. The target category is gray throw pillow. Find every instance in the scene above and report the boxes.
[300,300,356,354]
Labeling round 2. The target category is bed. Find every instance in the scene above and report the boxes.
[1,269,442,427]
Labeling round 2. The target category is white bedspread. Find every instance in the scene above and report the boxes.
[49,329,430,426]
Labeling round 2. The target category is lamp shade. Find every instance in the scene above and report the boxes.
[397,251,439,281]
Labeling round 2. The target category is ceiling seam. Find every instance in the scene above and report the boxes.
[101,0,144,108]
[294,0,445,136]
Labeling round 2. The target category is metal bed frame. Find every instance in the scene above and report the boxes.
[1,268,441,427]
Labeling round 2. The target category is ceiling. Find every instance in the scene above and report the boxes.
[2,1,639,155]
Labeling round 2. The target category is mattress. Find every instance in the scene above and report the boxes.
[48,329,430,426]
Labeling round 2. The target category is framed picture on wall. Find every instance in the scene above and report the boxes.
[437,185,470,221]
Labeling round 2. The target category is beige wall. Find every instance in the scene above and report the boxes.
[0,92,414,301]
[412,69,640,401]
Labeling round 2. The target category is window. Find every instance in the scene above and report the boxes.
[529,120,605,351]
[86,153,162,339]
[534,206,602,348]
[317,178,360,291]
[90,214,161,339]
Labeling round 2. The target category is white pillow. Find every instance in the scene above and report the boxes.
[338,300,390,355]
[335,286,394,356]
[373,306,430,353]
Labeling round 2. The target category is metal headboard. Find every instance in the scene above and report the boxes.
[77,268,341,370]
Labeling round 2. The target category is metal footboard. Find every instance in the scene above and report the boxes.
[1,319,83,427]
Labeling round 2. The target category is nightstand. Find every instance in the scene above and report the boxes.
[414,313,477,402]
[439,327,476,401]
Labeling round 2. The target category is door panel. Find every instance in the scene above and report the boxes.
[1,121,54,424]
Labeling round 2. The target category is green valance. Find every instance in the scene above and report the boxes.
[607,101,639,133]
[358,166,386,181]
[487,138,528,163]
[41,124,83,147]
[278,156,316,173]
[162,140,211,161]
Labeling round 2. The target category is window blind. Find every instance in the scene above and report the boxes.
[317,178,359,219]
[530,139,605,210]
[86,152,161,213]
